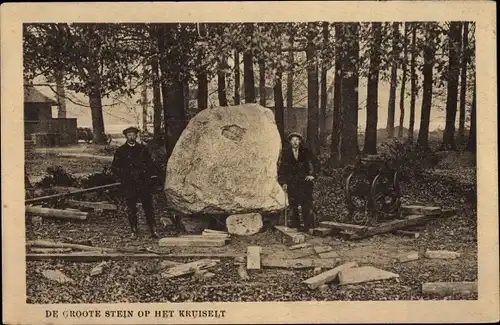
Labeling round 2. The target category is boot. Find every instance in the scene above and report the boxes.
[289,206,301,229]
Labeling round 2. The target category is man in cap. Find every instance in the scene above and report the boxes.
[278,132,317,232]
[111,126,159,239]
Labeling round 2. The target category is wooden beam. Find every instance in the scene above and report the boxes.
[261,257,339,269]
[67,200,117,211]
[161,259,219,279]
[246,246,261,270]
[27,240,115,252]
[25,182,121,204]
[30,248,73,254]
[422,282,477,297]
[319,221,369,232]
[302,262,358,289]
[289,243,312,250]
[26,252,243,262]
[158,236,227,247]
[25,206,88,220]
[349,215,431,240]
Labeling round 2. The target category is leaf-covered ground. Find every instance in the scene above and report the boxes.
[25,146,478,303]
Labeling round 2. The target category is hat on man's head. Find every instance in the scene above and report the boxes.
[122,126,140,136]
[287,132,303,142]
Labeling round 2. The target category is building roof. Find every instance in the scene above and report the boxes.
[24,85,57,105]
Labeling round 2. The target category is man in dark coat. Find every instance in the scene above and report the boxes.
[111,126,159,239]
[278,132,317,232]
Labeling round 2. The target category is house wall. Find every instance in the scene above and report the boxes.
[24,103,53,121]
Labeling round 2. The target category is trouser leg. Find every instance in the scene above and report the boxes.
[301,200,314,231]
[140,192,158,237]
[125,195,139,233]
[288,203,301,229]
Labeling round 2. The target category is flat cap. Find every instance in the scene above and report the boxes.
[122,126,140,136]
[287,132,303,141]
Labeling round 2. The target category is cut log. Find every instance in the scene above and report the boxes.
[302,261,358,289]
[319,221,369,232]
[274,225,306,244]
[67,200,117,211]
[424,250,461,259]
[27,240,115,252]
[338,266,399,285]
[262,258,339,269]
[349,215,431,240]
[26,252,242,262]
[311,227,336,237]
[422,281,478,297]
[289,243,312,250]
[25,206,88,220]
[393,230,420,238]
[396,251,419,263]
[237,264,250,280]
[158,236,227,247]
[161,259,219,279]
[246,246,261,270]
[25,182,121,204]
[30,248,72,254]
[401,205,426,215]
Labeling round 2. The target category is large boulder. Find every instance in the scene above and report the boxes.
[165,103,286,215]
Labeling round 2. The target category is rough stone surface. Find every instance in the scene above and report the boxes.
[179,216,210,234]
[164,104,286,215]
[397,251,420,263]
[227,213,263,236]
[42,269,73,283]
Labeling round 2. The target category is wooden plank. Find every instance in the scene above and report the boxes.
[302,262,358,289]
[161,259,219,279]
[393,230,420,238]
[349,215,431,240]
[158,236,226,247]
[26,252,242,262]
[30,248,72,254]
[338,266,399,285]
[67,200,117,211]
[401,205,426,215]
[274,225,306,244]
[422,282,478,297]
[203,229,229,235]
[247,246,261,270]
[262,258,339,269]
[25,182,121,204]
[27,240,115,252]
[289,243,312,250]
[319,221,369,232]
[25,206,88,220]
[202,232,230,239]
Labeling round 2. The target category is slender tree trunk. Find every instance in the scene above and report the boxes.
[319,22,329,145]
[363,22,382,155]
[386,22,400,138]
[217,57,228,106]
[183,78,189,113]
[258,58,266,106]
[286,34,295,131]
[417,25,436,150]
[306,23,320,156]
[196,58,208,111]
[458,22,469,141]
[157,24,170,154]
[234,50,241,105]
[398,23,408,138]
[151,55,163,138]
[409,23,417,144]
[141,82,148,132]
[88,85,106,144]
[441,22,462,150]
[274,69,285,141]
[466,81,476,153]
[340,23,360,166]
[54,69,67,118]
[330,23,343,167]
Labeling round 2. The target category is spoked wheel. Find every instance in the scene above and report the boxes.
[345,172,371,226]
[370,172,401,223]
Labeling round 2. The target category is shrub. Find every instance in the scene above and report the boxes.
[36,166,79,188]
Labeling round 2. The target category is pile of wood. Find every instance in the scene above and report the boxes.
[316,205,457,240]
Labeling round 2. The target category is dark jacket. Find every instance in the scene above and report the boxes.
[111,142,155,192]
[278,145,317,187]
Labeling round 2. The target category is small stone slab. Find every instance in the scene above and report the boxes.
[424,250,461,259]
[397,251,419,263]
[42,269,73,283]
[247,246,261,270]
[422,281,478,297]
[90,262,107,276]
[338,266,399,285]
[160,217,173,227]
[274,225,306,244]
[227,213,263,236]
[318,251,340,259]
[302,262,358,289]
[313,245,333,254]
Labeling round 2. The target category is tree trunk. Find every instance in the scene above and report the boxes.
[417,25,436,150]
[157,24,170,154]
[258,58,266,106]
[398,23,409,138]
[217,57,228,106]
[141,82,148,132]
[183,78,189,113]
[319,22,329,145]
[340,23,360,166]
[167,75,186,156]
[243,52,256,103]
[151,55,163,138]
[409,23,417,144]
[386,22,400,138]
[197,62,208,111]
[274,72,285,141]
[88,85,106,144]
[234,50,241,105]
[330,23,343,167]
[441,22,462,150]
[466,81,476,153]
[286,34,295,131]
[54,69,67,118]
[363,22,382,155]
[458,22,469,141]
[306,24,320,156]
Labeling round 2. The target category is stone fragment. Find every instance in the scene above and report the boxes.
[397,251,420,263]
[424,250,461,259]
[227,213,263,236]
[42,269,73,283]
[338,266,399,285]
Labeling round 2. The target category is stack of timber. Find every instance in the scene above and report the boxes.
[26,206,88,220]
